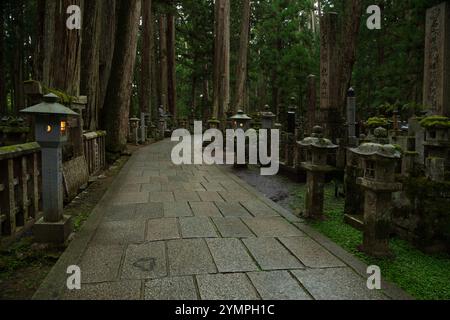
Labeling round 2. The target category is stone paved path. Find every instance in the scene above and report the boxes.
[34,139,409,300]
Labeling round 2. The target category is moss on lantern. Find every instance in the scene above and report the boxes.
[419,116,450,129]
[42,86,76,106]
[366,117,389,128]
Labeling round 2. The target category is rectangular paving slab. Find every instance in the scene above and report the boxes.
[196,273,260,300]
[215,202,252,218]
[121,242,167,280]
[144,276,198,300]
[146,218,180,241]
[113,192,150,205]
[279,237,346,268]
[240,200,280,217]
[179,217,218,238]
[164,202,193,217]
[63,281,142,300]
[247,271,312,300]
[242,217,305,237]
[206,238,258,273]
[149,191,175,203]
[91,220,146,245]
[134,202,164,220]
[79,245,125,283]
[190,202,223,217]
[103,204,137,222]
[243,238,304,270]
[174,191,201,202]
[212,217,255,238]
[197,191,224,202]
[167,239,217,276]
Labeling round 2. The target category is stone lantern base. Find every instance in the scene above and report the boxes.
[33,215,73,244]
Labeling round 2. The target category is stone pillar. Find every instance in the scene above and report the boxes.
[423,2,450,116]
[319,12,339,140]
[347,88,357,146]
[307,75,317,136]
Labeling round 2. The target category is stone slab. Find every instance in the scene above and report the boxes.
[149,192,175,203]
[240,200,280,217]
[167,239,217,276]
[242,217,305,237]
[112,192,149,205]
[215,202,252,218]
[141,183,162,192]
[135,203,164,220]
[63,281,141,300]
[79,245,125,283]
[279,237,346,268]
[219,191,254,202]
[146,218,180,241]
[190,202,222,217]
[212,217,255,238]
[248,271,311,300]
[122,242,167,280]
[197,191,224,202]
[291,268,387,300]
[164,202,193,217]
[91,220,145,245]
[196,273,260,300]
[144,276,198,300]
[103,205,137,222]
[206,238,258,273]
[179,217,218,238]
[174,191,201,202]
[201,182,225,192]
[243,238,303,270]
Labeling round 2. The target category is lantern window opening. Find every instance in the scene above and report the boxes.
[365,160,376,179]
[60,120,67,134]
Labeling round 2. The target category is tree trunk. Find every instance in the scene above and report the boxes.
[233,0,251,113]
[140,0,152,118]
[105,0,141,154]
[0,2,6,115]
[81,0,102,131]
[12,0,25,113]
[150,16,158,121]
[33,0,46,83]
[159,15,169,113]
[167,11,177,118]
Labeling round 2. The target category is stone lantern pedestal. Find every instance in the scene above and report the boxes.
[299,126,338,220]
[350,127,402,257]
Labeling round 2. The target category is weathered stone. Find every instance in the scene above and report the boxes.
[201,182,226,192]
[242,217,305,237]
[103,205,137,222]
[197,191,224,202]
[174,191,201,202]
[146,218,180,241]
[215,202,252,218]
[141,183,162,192]
[212,217,254,238]
[149,191,175,203]
[279,237,346,268]
[122,242,167,280]
[63,281,141,300]
[91,220,145,245]
[190,202,222,217]
[79,245,125,283]
[179,217,218,238]
[113,192,149,205]
[164,202,193,217]
[219,191,254,202]
[206,238,258,273]
[196,273,260,300]
[167,239,217,276]
[240,200,279,217]
[243,238,303,270]
[135,202,164,220]
[248,271,311,300]
[144,276,198,300]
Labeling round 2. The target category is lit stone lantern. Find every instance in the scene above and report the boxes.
[261,105,276,130]
[350,127,402,257]
[298,126,338,220]
[129,116,140,145]
[230,110,252,131]
[21,93,78,243]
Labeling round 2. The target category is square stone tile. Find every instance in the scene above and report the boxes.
[196,273,260,300]
[179,217,218,238]
[146,218,180,241]
[190,202,222,217]
[242,217,305,237]
[212,217,254,238]
[279,237,346,268]
[247,271,311,300]
[207,238,258,273]
[291,268,386,300]
[141,183,162,192]
[122,242,167,280]
[215,202,252,218]
[149,192,175,203]
[167,239,217,276]
[113,192,149,205]
[79,245,125,283]
[144,276,198,300]
[91,220,145,245]
[63,281,141,300]
[197,191,224,202]
[240,200,280,217]
[243,238,303,270]
[103,205,137,222]
[174,191,201,202]
[164,202,193,217]
[135,203,164,220]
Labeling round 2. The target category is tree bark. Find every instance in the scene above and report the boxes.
[140,0,153,118]
[0,2,6,115]
[233,0,251,113]
[159,15,169,112]
[33,0,46,83]
[105,0,142,153]
[81,0,102,130]
[11,0,25,113]
[167,11,177,118]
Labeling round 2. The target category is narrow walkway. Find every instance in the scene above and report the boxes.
[34,139,406,300]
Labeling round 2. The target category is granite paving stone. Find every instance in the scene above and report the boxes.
[212,217,254,238]
[167,239,217,276]
[141,183,162,192]
[196,191,224,202]
[91,220,145,245]
[215,202,252,218]
[144,276,198,300]
[242,217,305,237]
[190,202,222,217]
[243,238,303,270]
[134,202,164,220]
[79,245,125,283]
[122,242,167,280]
[240,200,280,217]
[164,202,193,217]
[63,281,142,300]
[174,191,201,202]
[113,192,149,205]
[206,238,258,273]
[103,205,137,222]
[149,191,175,203]
[196,273,260,300]
[179,217,218,238]
[146,218,180,241]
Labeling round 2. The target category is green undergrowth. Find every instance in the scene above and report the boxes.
[289,183,450,300]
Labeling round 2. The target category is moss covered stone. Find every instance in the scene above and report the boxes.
[420,116,450,129]
[366,117,389,128]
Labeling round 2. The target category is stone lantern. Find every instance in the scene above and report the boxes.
[350,127,402,257]
[20,93,78,243]
[129,116,140,145]
[230,110,252,131]
[261,105,276,130]
[207,118,221,130]
[287,100,297,134]
[298,126,338,220]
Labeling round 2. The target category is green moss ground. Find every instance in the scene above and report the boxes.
[289,183,450,300]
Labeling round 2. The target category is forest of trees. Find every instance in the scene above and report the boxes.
[0,0,444,154]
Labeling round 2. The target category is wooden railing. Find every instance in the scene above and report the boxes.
[83,131,107,176]
[0,143,41,243]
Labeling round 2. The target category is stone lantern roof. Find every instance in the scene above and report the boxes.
[298,126,338,149]
[260,105,276,119]
[230,110,252,121]
[350,127,402,159]
[21,93,78,116]
[207,117,221,125]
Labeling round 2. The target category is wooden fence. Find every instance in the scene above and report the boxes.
[83,131,107,176]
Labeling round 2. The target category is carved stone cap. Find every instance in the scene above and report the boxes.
[350,143,402,159]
